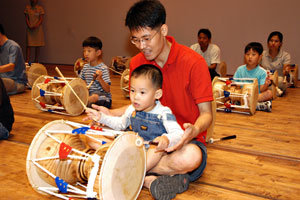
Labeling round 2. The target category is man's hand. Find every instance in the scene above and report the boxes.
[165,123,198,153]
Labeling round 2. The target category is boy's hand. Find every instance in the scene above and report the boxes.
[153,135,169,152]
[91,104,112,116]
[265,77,272,86]
[83,107,101,122]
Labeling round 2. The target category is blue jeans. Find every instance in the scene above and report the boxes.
[0,123,9,140]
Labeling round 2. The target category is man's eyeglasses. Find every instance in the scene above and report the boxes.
[130,29,159,46]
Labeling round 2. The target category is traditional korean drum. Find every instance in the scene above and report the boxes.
[212,77,259,115]
[74,58,88,77]
[26,120,146,200]
[266,70,279,99]
[120,69,130,98]
[285,64,298,88]
[26,63,48,87]
[31,75,89,116]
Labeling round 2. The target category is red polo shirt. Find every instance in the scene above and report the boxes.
[129,36,213,145]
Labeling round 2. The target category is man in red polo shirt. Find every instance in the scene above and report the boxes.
[88,0,213,199]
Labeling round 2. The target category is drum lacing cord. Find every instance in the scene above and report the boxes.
[86,154,101,199]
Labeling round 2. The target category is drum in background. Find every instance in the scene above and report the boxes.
[120,69,130,98]
[212,77,258,115]
[26,63,48,87]
[110,56,131,74]
[266,70,280,99]
[285,64,298,88]
[31,75,88,116]
[74,58,88,77]
[26,120,146,200]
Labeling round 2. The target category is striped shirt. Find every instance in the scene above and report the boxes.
[80,62,111,100]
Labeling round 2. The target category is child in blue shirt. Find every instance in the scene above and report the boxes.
[234,42,273,112]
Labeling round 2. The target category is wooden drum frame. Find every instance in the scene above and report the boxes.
[74,58,88,77]
[285,64,298,88]
[120,69,130,98]
[26,63,48,87]
[212,77,259,115]
[31,75,89,116]
[26,120,146,200]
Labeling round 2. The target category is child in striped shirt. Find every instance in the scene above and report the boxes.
[80,36,112,108]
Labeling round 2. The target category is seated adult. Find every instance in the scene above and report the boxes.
[261,31,291,95]
[0,24,28,95]
[190,28,221,80]
[0,77,14,140]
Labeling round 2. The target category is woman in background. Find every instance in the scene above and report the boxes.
[24,0,45,63]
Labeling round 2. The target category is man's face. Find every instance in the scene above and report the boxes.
[130,26,164,61]
[198,33,210,49]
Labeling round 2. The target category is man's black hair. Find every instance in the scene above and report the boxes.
[125,0,166,31]
[198,28,211,39]
[244,42,264,55]
[82,36,102,50]
[131,64,163,89]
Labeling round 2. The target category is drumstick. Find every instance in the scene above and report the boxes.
[209,135,236,144]
[87,74,99,89]
[55,67,87,110]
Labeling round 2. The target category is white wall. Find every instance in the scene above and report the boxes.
[1,0,299,76]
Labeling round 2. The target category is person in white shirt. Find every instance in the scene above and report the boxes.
[190,28,221,80]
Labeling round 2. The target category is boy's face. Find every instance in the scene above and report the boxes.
[83,47,100,63]
[198,33,210,49]
[130,25,166,61]
[245,49,261,68]
[130,75,162,112]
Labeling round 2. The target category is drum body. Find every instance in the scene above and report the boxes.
[31,75,89,116]
[26,63,48,87]
[288,64,298,87]
[120,69,130,98]
[74,58,88,77]
[26,120,146,200]
[212,77,258,115]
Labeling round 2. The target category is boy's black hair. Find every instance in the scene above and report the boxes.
[131,64,163,89]
[198,28,211,39]
[125,0,166,31]
[267,31,283,43]
[244,42,263,55]
[82,36,102,50]
[0,24,5,35]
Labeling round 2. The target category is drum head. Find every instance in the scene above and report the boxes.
[242,79,258,115]
[27,63,48,87]
[26,120,75,195]
[120,69,130,98]
[62,78,88,116]
[99,133,146,200]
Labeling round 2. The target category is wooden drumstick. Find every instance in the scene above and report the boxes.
[209,135,236,144]
[55,67,87,110]
[87,74,99,89]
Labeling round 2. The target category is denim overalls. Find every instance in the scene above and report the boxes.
[129,110,176,141]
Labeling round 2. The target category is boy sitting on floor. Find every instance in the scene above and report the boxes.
[85,64,184,180]
[234,42,273,112]
[79,36,112,108]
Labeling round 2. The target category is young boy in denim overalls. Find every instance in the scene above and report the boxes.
[86,64,184,172]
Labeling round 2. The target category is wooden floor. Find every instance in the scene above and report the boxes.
[1,64,300,200]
